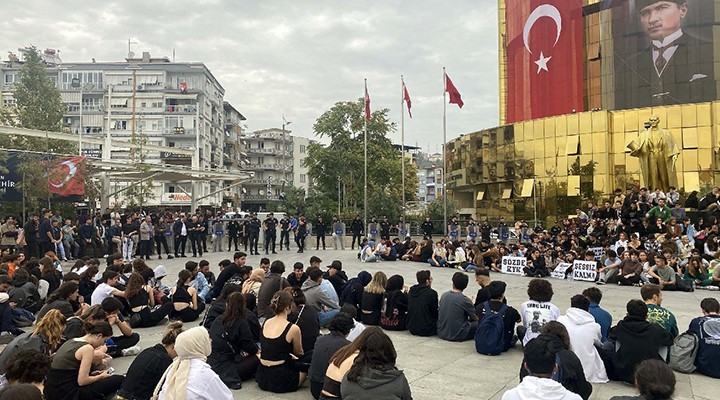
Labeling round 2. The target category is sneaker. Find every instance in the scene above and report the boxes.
[596,280,605,285]
[168,255,174,259]
[707,286,720,291]
[633,283,642,287]
[456,265,464,271]
[121,346,142,357]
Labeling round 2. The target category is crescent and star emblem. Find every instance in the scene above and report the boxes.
[49,160,78,188]
[522,4,563,74]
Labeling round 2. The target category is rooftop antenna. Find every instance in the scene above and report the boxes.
[127,38,138,59]
[172,48,176,62]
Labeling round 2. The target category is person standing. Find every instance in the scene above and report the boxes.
[62,219,78,260]
[38,209,54,255]
[295,216,307,253]
[227,217,240,252]
[332,215,345,251]
[263,212,278,255]
[421,216,434,239]
[172,214,188,258]
[279,214,291,251]
[241,214,251,252]
[315,216,327,250]
[247,213,261,256]
[350,215,363,250]
[188,215,204,258]
[154,216,173,260]
[23,213,39,259]
[0,216,18,255]
[139,216,154,260]
[122,215,140,262]
[379,216,391,241]
[199,214,209,254]
[212,217,225,253]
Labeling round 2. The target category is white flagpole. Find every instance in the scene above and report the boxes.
[401,75,406,228]
[442,67,447,236]
[364,79,368,235]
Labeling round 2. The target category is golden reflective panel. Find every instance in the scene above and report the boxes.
[698,148,713,170]
[594,175,607,192]
[592,111,607,132]
[698,104,712,127]
[545,137,557,158]
[544,118,556,138]
[592,132,607,152]
[698,127,712,149]
[683,172,700,192]
[566,135,580,155]
[612,113,625,133]
[625,110,638,133]
[683,150,698,171]
[568,114,579,135]
[568,176,581,196]
[683,128,699,149]
[579,113,592,134]
[580,133,593,154]
[555,115,568,136]
[667,106,682,129]
[682,105,698,128]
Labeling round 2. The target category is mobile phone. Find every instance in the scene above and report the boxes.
[106,367,115,374]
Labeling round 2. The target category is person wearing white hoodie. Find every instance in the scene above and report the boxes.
[503,334,582,400]
[557,295,608,384]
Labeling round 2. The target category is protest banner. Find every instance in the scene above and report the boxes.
[551,263,572,280]
[573,260,598,282]
[588,247,604,261]
[501,256,525,275]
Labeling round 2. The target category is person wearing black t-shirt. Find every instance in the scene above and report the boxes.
[279,215,291,251]
[212,252,249,299]
[477,281,520,352]
[263,213,279,255]
[315,217,327,250]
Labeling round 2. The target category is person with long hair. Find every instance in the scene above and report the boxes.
[317,326,373,399]
[0,309,66,374]
[63,305,107,341]
[170,269,205,322]
[360,271,387,326]
[308,312,353,399]
[381,275,409,331]
[152,326,232,400]
[36,282,87,320]
[341,327,412,399]
[255,290,305,393]
[518,323,593,400]
[242,268,264,298]
[77,265,98,302]
[609,359,675,400]
[126,272,173,328]
[39,256,61,295]
[208,292,260,389]
[201,283,241,329]
[44,321,124,400]
[118,322,184,400]
[286,286,320,358]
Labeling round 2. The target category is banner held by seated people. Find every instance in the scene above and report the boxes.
[551,263,572,280]
[501,256,524,275]
[573,260,597,282]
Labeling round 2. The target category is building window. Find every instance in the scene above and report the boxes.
[299,145,306,153]
[258,157,264,164]
[300,174,306,183]
[4,74,16,84]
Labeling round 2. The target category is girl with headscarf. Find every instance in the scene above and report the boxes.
[339,271,372,321]
[380,275,409,331]
[153,326,232,400]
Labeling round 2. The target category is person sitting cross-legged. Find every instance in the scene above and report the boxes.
[688,297,720,378]
[437,272,478,342]
[557,295,608,383]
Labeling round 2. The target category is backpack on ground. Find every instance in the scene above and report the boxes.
[475,301,508,356]
[669,332,698,373]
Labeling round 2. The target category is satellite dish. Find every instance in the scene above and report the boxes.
[241,188,247,194]
[258,189,265,196]
[128,51,135,59]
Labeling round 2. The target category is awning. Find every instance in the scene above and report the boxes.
[502,188,513,199]
[476,190,485,201]
[111,98,129,106]
[62,92,81,103]
[521,178,534,197]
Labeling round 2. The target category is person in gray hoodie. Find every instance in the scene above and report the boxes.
[302,267,340,327]
[340,327,412,400]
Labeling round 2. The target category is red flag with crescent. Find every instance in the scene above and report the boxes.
[505,0,583,123]
[47,156,86,196]
[364,81,371,121]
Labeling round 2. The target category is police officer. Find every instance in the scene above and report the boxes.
[263,212,279,254]
[241,214,250,251]
[247,212,261,255]
[350,215,364,250]
[421,216,434,239]
[198,214,209,253]
[379,216,391,241]
[480,218,492,244]
[227,217,241,251]
[188,215,204,257]
[315,216,327,250]
[279,214,291,250]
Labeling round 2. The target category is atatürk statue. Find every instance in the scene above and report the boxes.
[627,115,680,191]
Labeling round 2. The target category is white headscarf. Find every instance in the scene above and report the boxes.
[152,326,212,400]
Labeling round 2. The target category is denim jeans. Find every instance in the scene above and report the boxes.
[319,308,340,327]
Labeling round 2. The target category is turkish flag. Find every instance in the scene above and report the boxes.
[505,0,584,123]
[365,81,371,121]
[403,82,412,118]
[445,72,464,109]
[47,156,86,196]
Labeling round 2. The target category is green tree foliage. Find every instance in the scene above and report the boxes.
[304,98,418,220]
[124,127,155,209]
[426,196,457,225]
[0,46,80,211]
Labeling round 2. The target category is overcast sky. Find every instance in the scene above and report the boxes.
[1,0,499,152]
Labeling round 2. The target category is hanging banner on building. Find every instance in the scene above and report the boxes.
[572,260,598,282]
[501,256,525,275]
[505,0,584,123]
[612,0,716,109]
[47,156,87,196]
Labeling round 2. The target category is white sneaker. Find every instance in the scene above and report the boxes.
[121,346,141,357]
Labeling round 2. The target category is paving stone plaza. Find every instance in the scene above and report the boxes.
[106,246,720,400]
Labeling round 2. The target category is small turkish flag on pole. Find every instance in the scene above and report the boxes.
[444,72,464,109]
[403,81,412,118]
[364,81,371,121]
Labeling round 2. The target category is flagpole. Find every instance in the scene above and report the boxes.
[364,78,368,237]
[401,75,406,229]
[442,67,447,236]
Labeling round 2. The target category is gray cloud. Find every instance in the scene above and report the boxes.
[1,0,499,152]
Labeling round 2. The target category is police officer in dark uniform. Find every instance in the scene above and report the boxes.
[227,217,241,251]
[279,214,291,250]
[350,215,363,250]
[189,215,204,257]
[241,214,250,251]
[198,214,209,253]
[247,212,261,255]
[379,216,391,241]
[421,216,434,239]
[315,216,327,250]
[480,218,492,243]
[263,212,279,254]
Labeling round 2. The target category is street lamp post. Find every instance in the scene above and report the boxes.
[282,117,291,184]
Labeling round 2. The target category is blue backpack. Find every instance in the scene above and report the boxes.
[475,301,508,355]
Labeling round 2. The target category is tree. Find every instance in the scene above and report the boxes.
[0,46,81,212]
[426,197,457,225]
[304,98,418,220]
[124,127,155,209]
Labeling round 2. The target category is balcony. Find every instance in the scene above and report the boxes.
[66,105,105,114]
[165,105,197,113]
[164,127,196,137]
[245,147,279,155]
[243,195,276,201]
